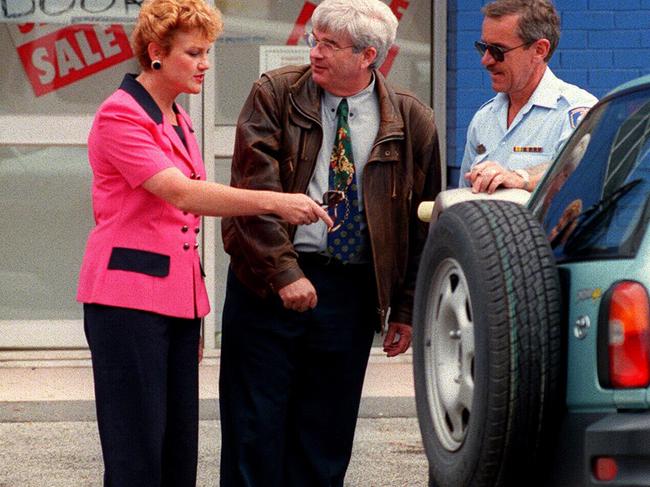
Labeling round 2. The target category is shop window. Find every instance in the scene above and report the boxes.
[0,24,140,320]
[213,0,432,125]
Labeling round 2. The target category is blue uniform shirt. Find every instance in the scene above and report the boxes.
[458,67,598,187]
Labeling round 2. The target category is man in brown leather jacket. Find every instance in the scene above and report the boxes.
[219,1,441,485]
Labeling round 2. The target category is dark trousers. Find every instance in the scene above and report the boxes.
[83,304,201,487]
[219,255,377,487]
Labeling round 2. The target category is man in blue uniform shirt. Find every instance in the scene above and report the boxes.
[459,0,597,193]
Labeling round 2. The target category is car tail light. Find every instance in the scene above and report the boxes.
[606,281,650,388]
[593,456,618,482]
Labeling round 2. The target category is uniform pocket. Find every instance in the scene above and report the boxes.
[507,152,551,170]
[107,247,170,277]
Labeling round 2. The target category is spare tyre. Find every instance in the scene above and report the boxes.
[413,200,562,487]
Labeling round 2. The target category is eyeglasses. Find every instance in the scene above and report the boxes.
[318,190,348,232]
[474,40,532,62]
[304,31,357,56]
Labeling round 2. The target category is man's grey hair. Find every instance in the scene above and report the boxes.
[312,0,398,69]
[483,0,560,62]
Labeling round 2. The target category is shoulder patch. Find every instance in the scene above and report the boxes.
[569,106,590,128]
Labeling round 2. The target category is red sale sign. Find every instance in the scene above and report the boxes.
[10,23,133,97]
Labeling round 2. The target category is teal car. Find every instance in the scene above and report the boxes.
[413,74,650,487]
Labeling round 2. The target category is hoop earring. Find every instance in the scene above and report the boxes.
[151,59,162,70]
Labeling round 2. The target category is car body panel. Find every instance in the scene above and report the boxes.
[562,258,650,412]
[535,77,650,485]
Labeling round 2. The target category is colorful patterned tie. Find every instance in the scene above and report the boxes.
[327,98,364,263]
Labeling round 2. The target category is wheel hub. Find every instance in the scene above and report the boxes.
[423,258,474,451]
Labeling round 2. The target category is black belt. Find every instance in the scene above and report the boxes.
[297,252,339,266]
[297,252,370,268]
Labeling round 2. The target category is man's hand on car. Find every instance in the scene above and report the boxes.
[464,160,529,193]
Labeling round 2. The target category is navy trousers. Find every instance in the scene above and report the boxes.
[84,304,200,487]
[219,254,377,487]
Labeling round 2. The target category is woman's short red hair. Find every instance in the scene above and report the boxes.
[131,0,223,70]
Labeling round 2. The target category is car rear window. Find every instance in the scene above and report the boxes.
[530,86,650,263]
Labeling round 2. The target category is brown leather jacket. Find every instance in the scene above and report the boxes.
[222,65,441,327]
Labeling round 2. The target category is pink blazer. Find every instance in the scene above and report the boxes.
[77,74,210,319]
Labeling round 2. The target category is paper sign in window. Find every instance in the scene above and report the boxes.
[9,23,133,97]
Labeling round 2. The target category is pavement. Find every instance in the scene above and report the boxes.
[0,347,416,422]
[0,418,429,486]
[0,348,427,486]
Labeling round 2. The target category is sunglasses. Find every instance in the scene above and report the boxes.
[474,40,532,62]
[318,190,348,233]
